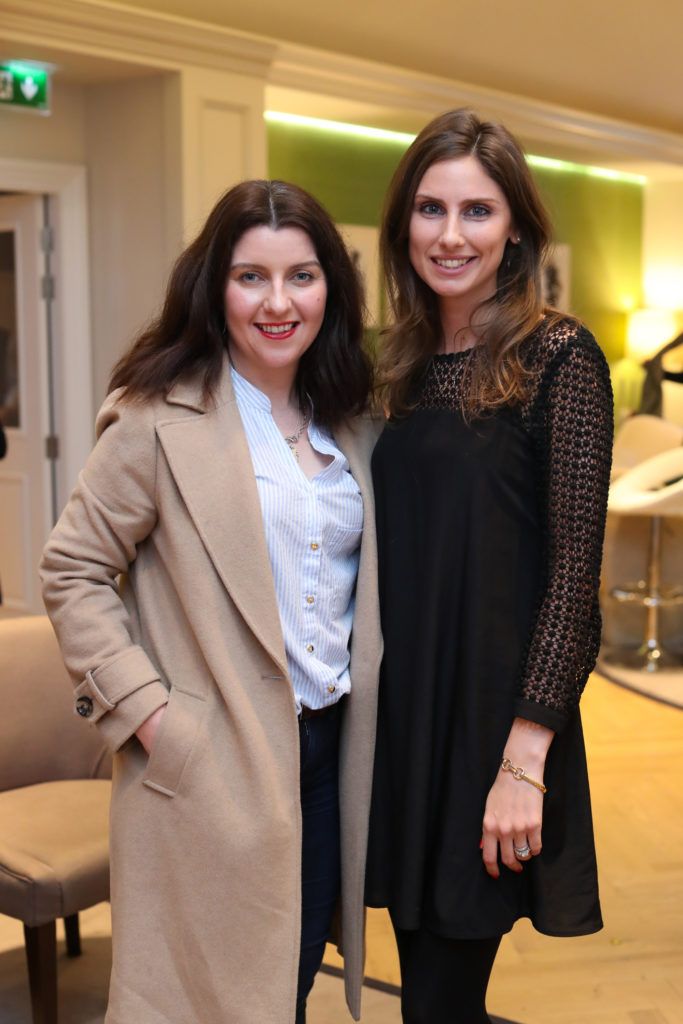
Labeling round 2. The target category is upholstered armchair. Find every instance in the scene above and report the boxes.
[0,616,111,1024]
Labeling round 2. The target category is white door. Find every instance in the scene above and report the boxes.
[0,194,52,615]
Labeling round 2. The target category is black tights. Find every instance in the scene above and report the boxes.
[392,916,502,1024]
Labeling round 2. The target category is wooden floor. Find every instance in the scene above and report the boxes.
[1,673,681,1023]
[325,673,683,1023]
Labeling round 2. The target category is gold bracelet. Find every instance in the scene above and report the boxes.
[500,756,547,794]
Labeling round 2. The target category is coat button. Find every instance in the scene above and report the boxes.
[306,595,315,605]
[310,542,319,551]
[306,644,314,653]
[76,696,94,718]
[327,684,336,694]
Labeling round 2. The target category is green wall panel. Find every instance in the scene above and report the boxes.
[535,169,643,363]
[267,122,643,362]
[267,123,407,226]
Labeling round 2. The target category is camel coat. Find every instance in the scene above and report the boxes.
[40,367,382,1024]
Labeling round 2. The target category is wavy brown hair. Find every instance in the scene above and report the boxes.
[379,108,562,418]
[109,180,371,430]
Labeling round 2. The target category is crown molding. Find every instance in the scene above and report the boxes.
[269,43,683,167]
[2,0,683,166]
[0,0,277,77]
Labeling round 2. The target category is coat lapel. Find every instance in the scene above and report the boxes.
[156,370,288,678]
[335,419,376,530]
[335,416,383,684]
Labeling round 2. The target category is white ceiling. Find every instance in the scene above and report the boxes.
[120,0,683,137]
[2,0,681,175]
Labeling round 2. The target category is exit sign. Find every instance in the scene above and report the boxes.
[0,64,50,113]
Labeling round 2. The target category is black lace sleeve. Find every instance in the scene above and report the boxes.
[513,326,614,732]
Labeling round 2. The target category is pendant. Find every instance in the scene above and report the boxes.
[284,437,300,460]
[281,408,309,461]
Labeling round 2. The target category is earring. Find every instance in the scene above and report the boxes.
[504,238,520,272]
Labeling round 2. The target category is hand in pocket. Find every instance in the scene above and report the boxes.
[136,704,168,754]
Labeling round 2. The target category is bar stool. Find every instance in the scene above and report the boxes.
[662,379,683,428]
[611,414,683,480]
[604,446,683,671]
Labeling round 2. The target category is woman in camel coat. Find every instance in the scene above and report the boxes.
[40,180,381,1024]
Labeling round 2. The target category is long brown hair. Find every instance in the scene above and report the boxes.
[109,180,371,429]
[379,108,560,418]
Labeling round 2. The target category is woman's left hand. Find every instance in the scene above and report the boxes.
[481,768,544,878]
[480,717,554,879]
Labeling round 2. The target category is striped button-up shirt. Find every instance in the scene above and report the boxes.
[232,368,363,712]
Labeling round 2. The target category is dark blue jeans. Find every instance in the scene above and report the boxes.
[295,705,342,1024]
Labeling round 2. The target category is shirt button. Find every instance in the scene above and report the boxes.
[327,684,336,694]
[306,595,315,605]
[310,542,319,551]
[306,644,314,653]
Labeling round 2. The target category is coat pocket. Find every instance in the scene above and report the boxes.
[142,687,204,797]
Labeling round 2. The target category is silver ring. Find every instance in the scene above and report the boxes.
[513,843,531,859]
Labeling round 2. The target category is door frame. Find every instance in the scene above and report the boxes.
[0,157,92,511]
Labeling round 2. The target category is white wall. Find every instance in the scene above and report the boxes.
[642,178,683,316]
[177,66,268,242]
[85,73,183,404]
[0,81,87,164]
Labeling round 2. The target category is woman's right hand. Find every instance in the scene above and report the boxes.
[136,705,167,754]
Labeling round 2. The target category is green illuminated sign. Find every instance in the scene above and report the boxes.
[0,64,50,113]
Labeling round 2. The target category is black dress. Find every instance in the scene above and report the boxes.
[365,319,613,939]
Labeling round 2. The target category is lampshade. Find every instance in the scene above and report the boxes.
[626,308,678,362]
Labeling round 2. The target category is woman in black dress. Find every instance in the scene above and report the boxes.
[365,109,613,1022]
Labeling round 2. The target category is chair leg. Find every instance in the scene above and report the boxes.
[23,921,58,1024]
[64,914,81,957]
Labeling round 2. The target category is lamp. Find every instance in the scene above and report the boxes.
[626,308,679,363]
[611,309,678,426]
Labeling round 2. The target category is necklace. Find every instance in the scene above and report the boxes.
[282,410,310,461]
